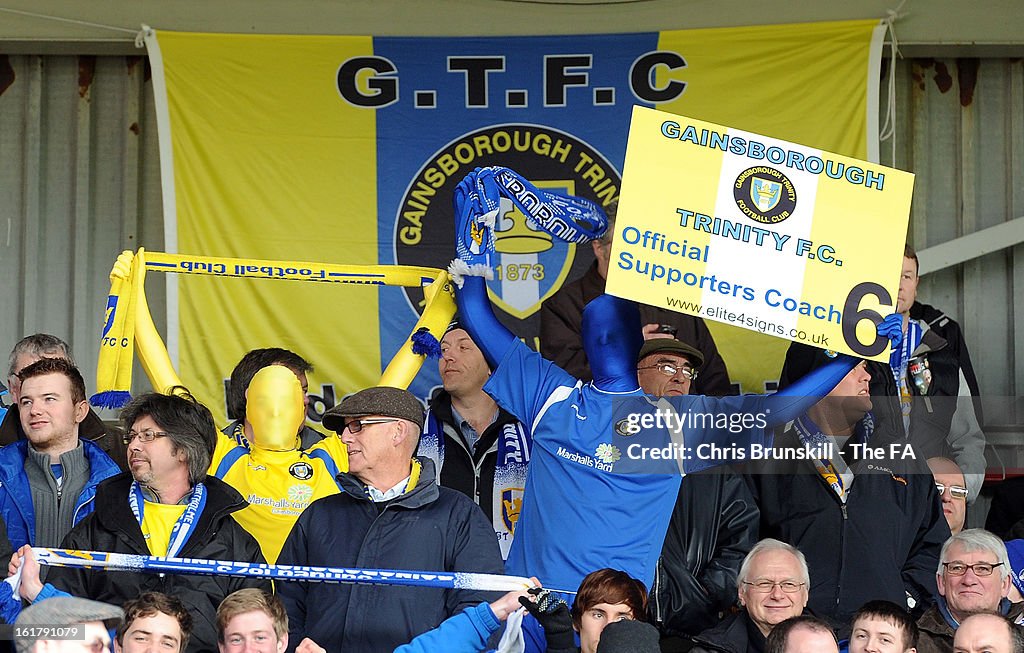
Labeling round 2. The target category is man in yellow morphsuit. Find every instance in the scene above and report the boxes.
[210,365,347,562]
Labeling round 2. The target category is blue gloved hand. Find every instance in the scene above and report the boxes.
[877,312,904,351]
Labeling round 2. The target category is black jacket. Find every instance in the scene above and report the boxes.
[0,405,128,472]
[991,476,1024,539]
[745,425,949,633]
[689,611,766,653]
[539,262,732,395]
[651,470,759,638]
[46,474,269,653]
[277,457,504,653]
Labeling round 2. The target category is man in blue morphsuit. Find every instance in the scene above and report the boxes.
[448,167,903,599]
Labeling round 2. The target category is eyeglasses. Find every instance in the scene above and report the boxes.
[741,580,806,593]
[637,363,698,381]
[935,483,969,500]
[942,561,1004,577]
[343,418,398,434]
[123,430,171,445]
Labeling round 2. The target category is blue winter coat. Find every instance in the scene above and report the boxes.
[0,439,120,550]
[395,602,500,653]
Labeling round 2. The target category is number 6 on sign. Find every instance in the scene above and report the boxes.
[842,282,893,357]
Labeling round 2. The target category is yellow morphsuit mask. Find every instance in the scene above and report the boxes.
[246,365,305,452]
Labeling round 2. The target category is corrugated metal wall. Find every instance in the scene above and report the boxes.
[882,58,1024,473]
[0,54,165,417]
[0,54,1021,441]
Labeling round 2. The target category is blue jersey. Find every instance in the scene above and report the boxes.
[488,340,768,594]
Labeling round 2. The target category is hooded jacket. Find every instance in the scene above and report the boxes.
[41,473,269,653]
[277,456,505,653]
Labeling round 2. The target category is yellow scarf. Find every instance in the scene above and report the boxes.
[92,249,146,407]
[91,249,456,406]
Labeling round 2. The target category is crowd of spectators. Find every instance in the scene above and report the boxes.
[0,237,1016,653]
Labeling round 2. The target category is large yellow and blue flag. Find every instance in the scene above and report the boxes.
[144,20,886,426]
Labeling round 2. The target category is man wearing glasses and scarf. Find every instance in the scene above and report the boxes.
[9,390,269,653]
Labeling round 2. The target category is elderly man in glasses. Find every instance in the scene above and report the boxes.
[915,529,1024,653]
[636,339,704,398]
[689,539,810,653]
[10,390,269,653]
[276,386,504,653]
[929,457,968,535]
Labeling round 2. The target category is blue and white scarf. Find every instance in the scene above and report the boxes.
[419,409,531,560]
[129,481,207,557]
[890,320,923,432]
[450,166,608,286]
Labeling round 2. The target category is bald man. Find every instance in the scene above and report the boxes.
[953,613,1024,653]
[765,616,839,653]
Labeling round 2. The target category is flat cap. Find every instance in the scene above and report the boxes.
[322,386,425,432]
[15,597,123,653]
[637,338,705,368]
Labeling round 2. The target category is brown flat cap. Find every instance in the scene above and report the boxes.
[322,386,425,433]
[637,338,705,368]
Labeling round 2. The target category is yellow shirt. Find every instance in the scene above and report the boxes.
[209,432,348,563]
[140,501,188,556]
